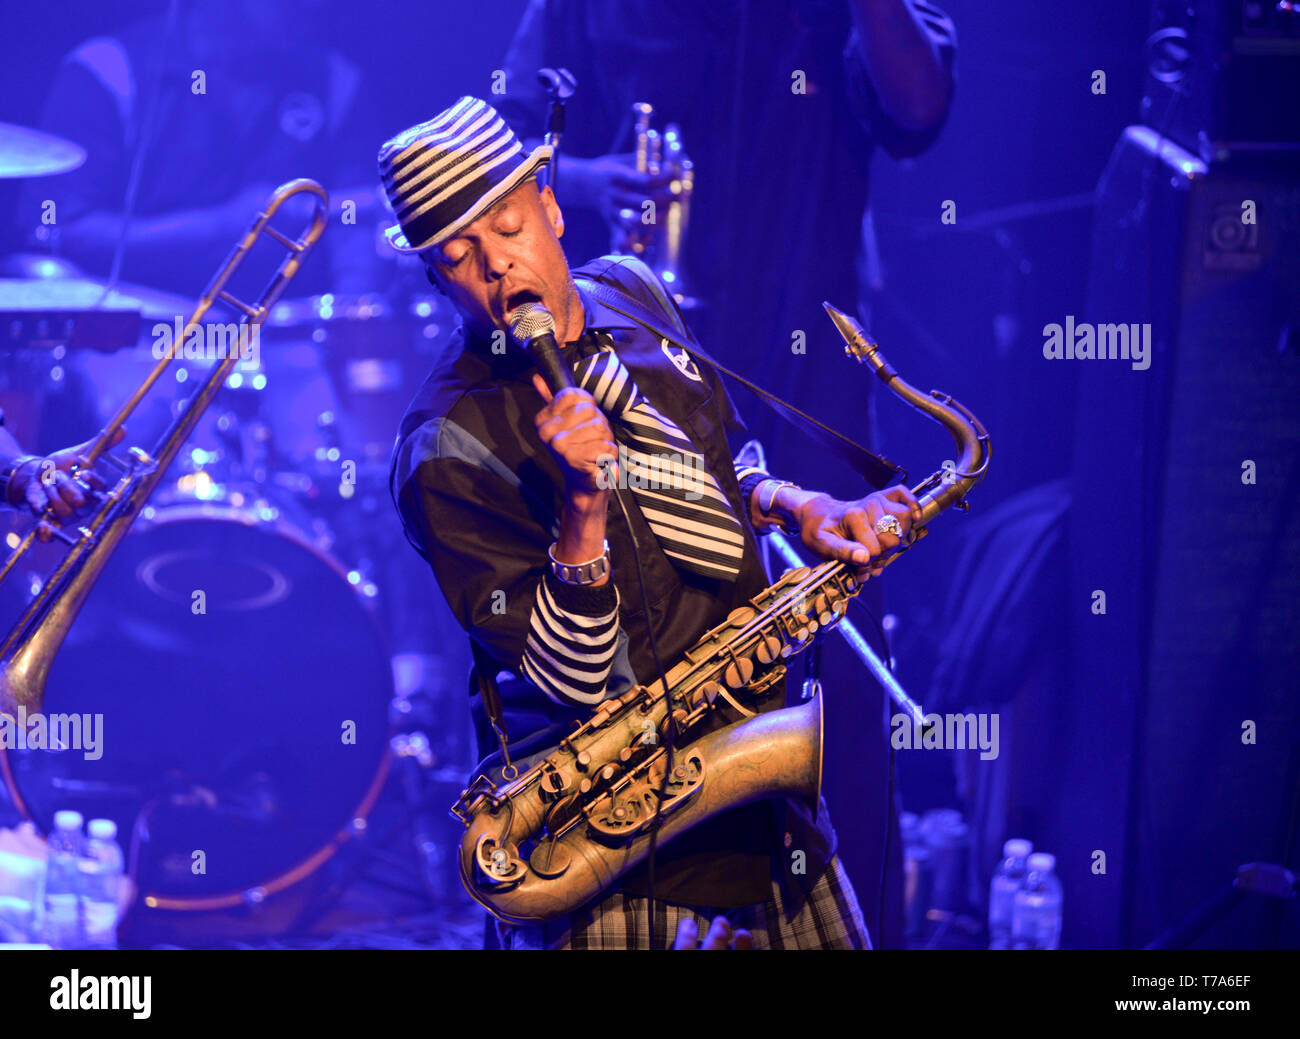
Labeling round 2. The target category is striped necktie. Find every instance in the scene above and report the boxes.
[571,332,746,581]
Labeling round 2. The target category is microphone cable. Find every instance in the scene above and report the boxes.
[598,461,675,950]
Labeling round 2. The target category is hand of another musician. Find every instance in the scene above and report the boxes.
[673,915,753,950]
[793,486,922,580]
[7,428,125,537]
[565,154,678,227]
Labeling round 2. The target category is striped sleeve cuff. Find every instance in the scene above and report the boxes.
[520,570,621,707]
[735,463,771,532]
[735,462,771,486]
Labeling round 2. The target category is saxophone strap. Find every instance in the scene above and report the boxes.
[575,277,906,491]
[469,637,516,778]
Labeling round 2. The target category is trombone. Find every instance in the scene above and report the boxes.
[0,178,330,717]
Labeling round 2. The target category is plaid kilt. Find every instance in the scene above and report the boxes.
[490,854,872,950]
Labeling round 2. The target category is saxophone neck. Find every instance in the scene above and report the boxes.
[822,301,991,524]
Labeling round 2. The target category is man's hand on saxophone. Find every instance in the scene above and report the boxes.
[752,481,923,581]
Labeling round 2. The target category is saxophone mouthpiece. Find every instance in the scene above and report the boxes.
[822,301,878,367]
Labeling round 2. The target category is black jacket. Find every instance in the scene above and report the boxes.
[391,254,835,908]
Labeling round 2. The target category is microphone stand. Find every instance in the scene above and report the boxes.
[536,67,576,195]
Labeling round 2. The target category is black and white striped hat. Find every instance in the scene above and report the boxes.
[378,96,551,255]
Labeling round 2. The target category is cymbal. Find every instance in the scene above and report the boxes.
[0,277,192,319]
[0,122,86,179]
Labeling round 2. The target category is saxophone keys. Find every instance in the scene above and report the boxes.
[784,626,811,652]
[723,656,755,688]
[528,840,572,879]
[538,769,569,802]
[756,634,783,665]
[726,606,757,628]
[700,680,724,705]
[813,593,835,625]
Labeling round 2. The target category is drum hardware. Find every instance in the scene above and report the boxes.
[0,177,331,714]
[390,730,446,903]
[264,291,448,470]
[3,488,395,919]
[0,181,415,930]
[0,276,170,354]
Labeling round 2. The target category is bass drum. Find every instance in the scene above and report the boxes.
[1,495,393,911]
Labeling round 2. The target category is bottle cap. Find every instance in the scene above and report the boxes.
[1004,838,1033,858]
[53,809,84,831]
[923,808,962,830]
[88,818,117,840]
[1027,852,1055,873]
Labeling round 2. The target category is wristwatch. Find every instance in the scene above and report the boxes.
[548,539,610,585]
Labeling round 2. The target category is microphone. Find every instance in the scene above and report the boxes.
[511,301,616,480]
[509,302,575,394]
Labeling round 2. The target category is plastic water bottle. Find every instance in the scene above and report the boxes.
[41,810,86,949]
[920,809,969,912]
[900,812,932,940]
[81,818,124,949]
[987,838,1033,949]
[1012,852,1062,949]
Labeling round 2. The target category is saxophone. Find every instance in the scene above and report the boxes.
[451,303,990,924]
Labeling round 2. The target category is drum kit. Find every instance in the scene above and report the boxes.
[0,120,469,936]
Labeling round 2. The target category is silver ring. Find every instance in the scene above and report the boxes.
[874,514,904,538]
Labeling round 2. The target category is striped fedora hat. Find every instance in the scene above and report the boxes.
[378,96,551,254]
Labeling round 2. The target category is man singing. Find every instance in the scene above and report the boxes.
[384,97,918,949]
